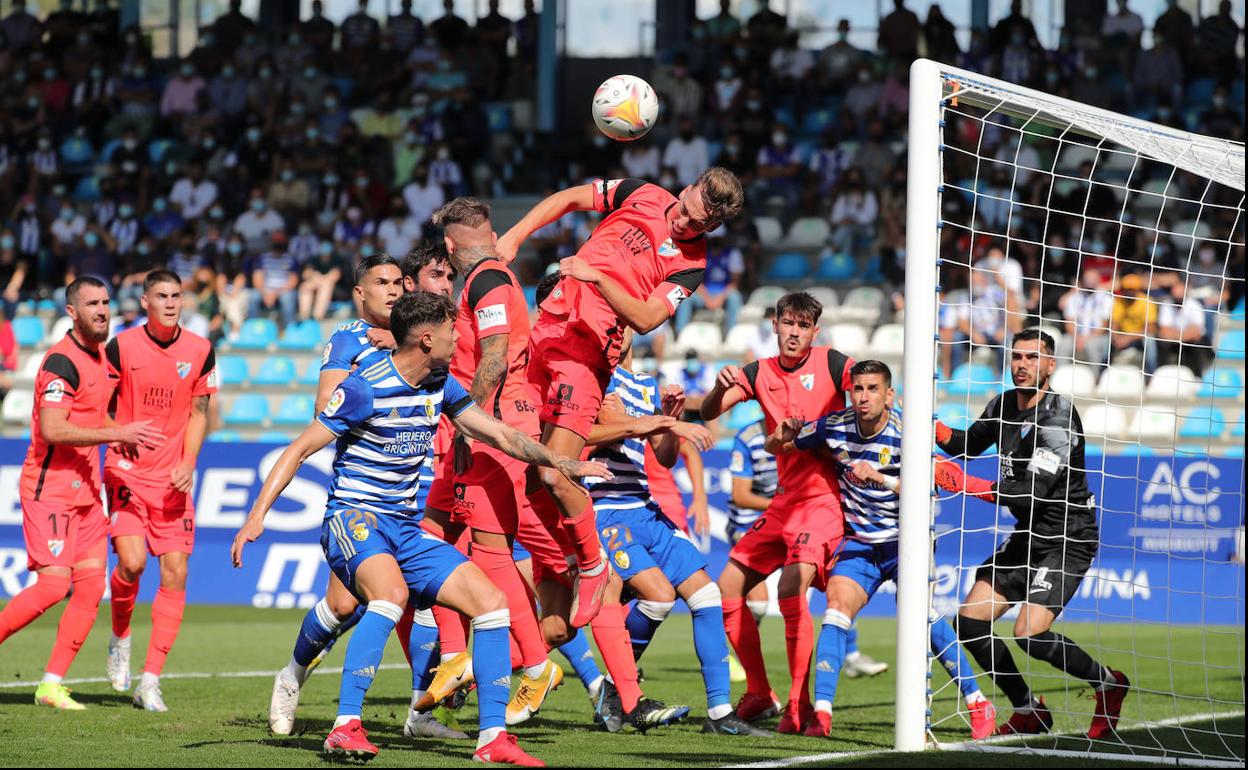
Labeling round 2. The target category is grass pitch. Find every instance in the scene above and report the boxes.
[0,605,1241,767]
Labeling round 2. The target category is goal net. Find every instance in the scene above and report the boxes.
[897,59,1245,766]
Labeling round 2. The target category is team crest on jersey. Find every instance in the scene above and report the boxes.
[352,524,370,542]
[47,540,64,557]
[325,388,346,417]
[614,550,630,570]
[176,361,192,379]
[879,447,892,466]
[423,400,436,419]
[658,238,680,257]
[800,373,815,391]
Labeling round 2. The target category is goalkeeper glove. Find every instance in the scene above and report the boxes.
[933,458,996,504]
[934,420,953,446]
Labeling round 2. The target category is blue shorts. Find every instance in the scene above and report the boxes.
[322,507,467,610]
[512,539,532,562]
[829,538,899,597]
[597,500,706,588]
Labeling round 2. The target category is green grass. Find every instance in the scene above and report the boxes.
[0,606,1241,767]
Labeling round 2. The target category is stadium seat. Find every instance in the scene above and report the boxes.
[1198,367,1244,399]
[20,354,43,379]
[824,323,869,357]
[1097,365,1146,404]
[232,318,279,351]
[2,389,33,424]
[1229,296,1246,321]
[936,402,975,432]
[801,108,836,136]
[869,324,904,357]
[945,362,998,397]
[257,431,295,443]
[721,323,758,357]
[838,286,888,326]
[223,394,270,425]
[673,322,723,356]
[1178,406,1227,440]
[46,316,74,343]
[484,102,512,132]
[1216,330,1245,360]
[12,316,46,348]
[147,139,172,163]
[815,252,856,281]
[279,319,323,350]
[806,287,838,316]
[753,216,783,247]
[724,400,764,433]
[208,430,242,443]
[1051,364,1098,398]
[1127,408,1177,441]
[745,285,786,312]
[299,359,321,386]
[765,253,810,282]
[216,355,250,387]
[782,217,830,249]
[1082,404,1127,438]
[1146,365,1201,400]
[73,175,101,202]
[273,394,315,426]
[252,355,297,386]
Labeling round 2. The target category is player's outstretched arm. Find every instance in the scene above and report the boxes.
[41,407,165,449]
[231,420,336,567]
[763,416,804,455]
[559,256,673,334]
[450,403,612,484]
[496,184,597,264]
[935,398,999,457]
[699,365,746,421]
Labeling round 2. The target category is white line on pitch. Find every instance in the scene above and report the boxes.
[0,663,409,690]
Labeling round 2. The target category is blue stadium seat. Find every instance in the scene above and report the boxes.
[37,299,57,313]
[484,102,512,132]
[1217,330,1245,360]
[216,355,250,387]
[815,252,856,281]
[1197,367,1243,398]
[765,253,810,282]
[12,316,46,348]
[724,400,764,433]
[252,355,297,386]
[73,176,101,202]
[1229,296,1246,321]
[523,286,538,307]
[773,105,797,130]
[273,394,315,426]
[279,319,323,350]
[1179,406,1227,439]
[936,403,974,432]
[1184,78,1217,109]
[801,109,836,136]
[333,77,355,102]
[257,431,295,443]
[299,359,321,386]
[100,138,122,162]
[224,394,270,425]
[232,318,279,350]
[208,430,242,443]
[1224,444,1244,458]
[945,363,997,397]
[147,139,172,164]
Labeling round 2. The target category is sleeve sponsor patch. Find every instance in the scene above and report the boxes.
[206,369,219,389]
[729,450,745,473]
[322,342,333,365]
[475,303,508,331]
[798,421,817,440]
[43,379,66,403]
[1028,447,1061,476]
[324,387,346,417]
[665,285,691,310]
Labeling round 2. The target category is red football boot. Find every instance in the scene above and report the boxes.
[570,561,611,628]
[323,719,379,761]
[994,699,1054,736]
[1088,671,1131,739]
[735,691,781,722]
[473,733,545,766]
[777,700,814,734]
[968,698,997,740]
[803,710,832,737]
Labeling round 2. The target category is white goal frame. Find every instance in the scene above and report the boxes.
[896,58,1246,754]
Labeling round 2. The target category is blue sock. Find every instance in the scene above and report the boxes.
[293,599,346,667]
[337,601,402,717]
[689,587,731,710]
[846,622,859,655]
[557,630,603,690]
[930,616,979,700]
[813,609,851,711]
[624,599,672,660]
[408,608,439,694]
[472,610,511,731]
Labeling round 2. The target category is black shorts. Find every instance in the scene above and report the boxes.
[975,533,1096,614]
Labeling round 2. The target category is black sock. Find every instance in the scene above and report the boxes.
[1018,631,1106,687]
[955,615,1032,708]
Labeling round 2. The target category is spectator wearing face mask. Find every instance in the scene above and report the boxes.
[63,225,117,295]
[653,53,702,120]
[843,64,883,124]
[403,163,444,227]
[427,143,464,197]
[248,230,299,327]
[216,235,250,337]
[161,60,205,117]
[110,128,147,197]
[108,200,141,256]
[299,239,343,321]
[1058,269,1115,367]
[0,229,29,318]
[377,198,421,259]
[1200,87,1239,139]
[170,161,218,221]
[711,62,744,117]
[828,167,878,257]
[674,226,744,335]
[752,123,802,212]
[268,159,312,220]
[717,131,756,187]
[50,202,88,261]
[332,205,375,252]
[663,118,710,188]
[1150,281,1212,374]
[1131,31,1184,111]
[167,231,207,289]
[315,171,351,231]
[289,221,319,264]
[143,196,185,244]
[234,188,286,254]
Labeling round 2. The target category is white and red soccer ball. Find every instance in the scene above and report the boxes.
[591,74,659,142]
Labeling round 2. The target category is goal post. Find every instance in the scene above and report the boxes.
[897,58,1246,762]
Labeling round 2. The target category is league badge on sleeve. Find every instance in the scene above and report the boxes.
[325,388,346,417]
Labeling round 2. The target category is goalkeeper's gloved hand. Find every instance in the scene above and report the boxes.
[933,458,996,504]
[934,420,953,446]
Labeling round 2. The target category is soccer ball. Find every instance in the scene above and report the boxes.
[591,74,659,142]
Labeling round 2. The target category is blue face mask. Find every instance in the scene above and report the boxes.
[153,198,167,212]
[0,236,13,249]
[137,243,150,256]
[360,245,375,258]
[319,242,333,256]
[84,232,100,247]
[60,208,74,220]
[227,242,243,255]
[119,204,134,218]
[251,199,266,212]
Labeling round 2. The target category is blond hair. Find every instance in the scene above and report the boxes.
[696,167,745,226]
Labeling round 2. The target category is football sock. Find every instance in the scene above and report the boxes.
[846,622,859,655]
[337,600,401,718]
[929,616,979,701]
[473,542,547,670]
[556,630,603,692]
[778,594,813,706]
[590,602,641,713]
[746,599,768,625]
[624,599,673,660]
[408,608,439,696]
[563,503,603,574]
[956,615,1032,708]
[687,582,731,713]
[0,572,69,644]
[45,566,105,677]
[813,609,850,714]
[292,598,344,670]
[1018,630,1106,686]
[109,571,139,638]
[433,605,468,657]
[471,609,511,738]
[396,605,414,667]
[143,586,185,676]
[722,596,771,696]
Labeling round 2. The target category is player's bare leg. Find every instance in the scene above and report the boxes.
[107,534,148,694]
[533,429,610,627]
[718,559,779,721]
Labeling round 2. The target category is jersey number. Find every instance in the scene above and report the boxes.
[110,485,132,511]
[47,512,70,536]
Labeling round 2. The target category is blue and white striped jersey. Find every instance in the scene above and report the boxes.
[321,319,384,373]
[586,366,659,513]
[793,407,902,544]
[728,420,776,530]
[316,356,472,519]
